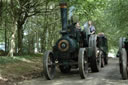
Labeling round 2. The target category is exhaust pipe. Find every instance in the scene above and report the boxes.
[60,2,67,31]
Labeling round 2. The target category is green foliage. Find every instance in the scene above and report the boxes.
[0,0,128,55]
[104,0,128,49]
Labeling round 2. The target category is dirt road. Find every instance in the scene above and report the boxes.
[18,58,128,85]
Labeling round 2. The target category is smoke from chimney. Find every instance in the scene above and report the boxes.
[68,6,75,20]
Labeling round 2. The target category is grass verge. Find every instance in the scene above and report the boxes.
[0,54,43,84]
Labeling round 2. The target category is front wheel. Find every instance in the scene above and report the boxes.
[78,48,88,79]
[43,50,56,80]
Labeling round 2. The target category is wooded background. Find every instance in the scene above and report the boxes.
[0,0,127,57]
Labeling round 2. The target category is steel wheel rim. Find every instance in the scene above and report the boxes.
[47,54,55,78]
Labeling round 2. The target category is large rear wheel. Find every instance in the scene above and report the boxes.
[78,48,88,79]
[120,48,128,80]
[89,35,101,72]
[43,50,56,80]
[119,38,125,51]
[119,37,125,74]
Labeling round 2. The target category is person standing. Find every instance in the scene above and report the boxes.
[88,21,96,34]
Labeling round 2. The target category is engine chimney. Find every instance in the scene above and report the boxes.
[60,2,67,31]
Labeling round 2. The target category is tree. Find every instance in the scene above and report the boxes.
[14,0,43,55]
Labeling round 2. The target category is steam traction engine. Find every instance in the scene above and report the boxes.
[43,2,103,80]
[97,33,108,67]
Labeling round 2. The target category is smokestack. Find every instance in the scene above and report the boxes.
[60,2,67,31]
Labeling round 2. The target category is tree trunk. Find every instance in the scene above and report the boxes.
[0,0,3,17]
[31,36,34,54]
[4,19,7,52]
[28,34,35,54]
[8,21,17,57]
[17,23,23,55]
[41,1,48,52]
[36,31,39,53]
[4,0,8,53]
